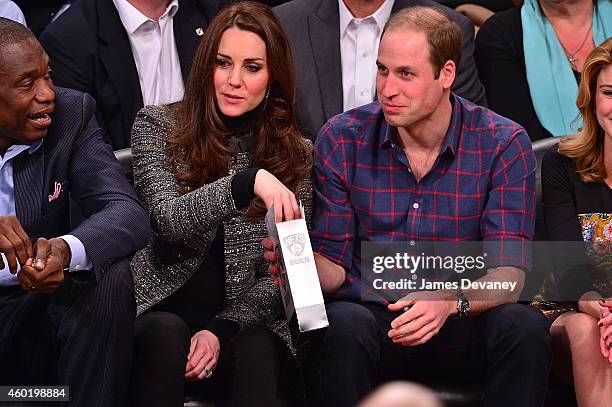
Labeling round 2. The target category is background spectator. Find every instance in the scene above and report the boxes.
[39,0,224,149]
[0,0,26,25]
[13,0,62,33]
[435,0,514,12]
[274,0,486,140]
[475,0,611,141]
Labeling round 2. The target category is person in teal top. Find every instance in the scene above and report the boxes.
[522,0,611,137]
[476,0,611,141]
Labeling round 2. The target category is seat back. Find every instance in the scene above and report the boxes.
[113,148,133,184]
[532,137,565,240]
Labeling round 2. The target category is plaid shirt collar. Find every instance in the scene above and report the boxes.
[378,93,460,160]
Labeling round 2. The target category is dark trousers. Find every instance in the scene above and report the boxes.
[131,311,301,407]
[0,259,135,407]
[306,301,552,407]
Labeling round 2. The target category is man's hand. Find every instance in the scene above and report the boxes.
[17,237,70,294]
[387,291,455,346]
[261,237,346,295]
[0,215,33,273]
[185,330,220,381]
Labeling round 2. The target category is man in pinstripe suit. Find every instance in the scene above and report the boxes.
[0,18,150,406]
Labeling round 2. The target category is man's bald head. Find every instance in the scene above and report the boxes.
[0,16,54,150]
[0,17,37,69]
[358,382,445,407]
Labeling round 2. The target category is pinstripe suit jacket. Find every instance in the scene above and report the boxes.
[14,86,151,280]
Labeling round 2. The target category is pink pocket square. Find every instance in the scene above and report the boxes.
[48,181,62,202]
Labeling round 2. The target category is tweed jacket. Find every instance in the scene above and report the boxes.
[130,105,313,348]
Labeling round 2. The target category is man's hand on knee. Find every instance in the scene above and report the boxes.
[387,291,455,346]
[18,237,70,293]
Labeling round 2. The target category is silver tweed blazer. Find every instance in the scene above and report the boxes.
[130,105,313,349]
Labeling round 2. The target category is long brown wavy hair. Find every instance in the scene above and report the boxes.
[559,37,612,183]
[167,1,311,219]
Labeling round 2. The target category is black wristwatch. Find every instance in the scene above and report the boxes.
[455,288,470,317]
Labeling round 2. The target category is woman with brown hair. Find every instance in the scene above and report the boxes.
[128,2,311,406]
[542,38,612,407]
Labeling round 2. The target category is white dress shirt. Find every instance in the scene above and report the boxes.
[338,0,394,112]
[0,142,91,286]
[0,0,27,26]
[112,0,184,106]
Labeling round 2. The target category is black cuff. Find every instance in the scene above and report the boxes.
[205,318,240,345]
[231,168,259,209]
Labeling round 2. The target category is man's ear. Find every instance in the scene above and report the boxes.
[439,60,456,90]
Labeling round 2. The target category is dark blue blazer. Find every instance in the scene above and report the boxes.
[39,0,224,149]
[13,86,151,279]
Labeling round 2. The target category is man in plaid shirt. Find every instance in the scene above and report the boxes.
[265,6,552,407]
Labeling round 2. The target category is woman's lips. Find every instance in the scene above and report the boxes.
[222,93,245,104]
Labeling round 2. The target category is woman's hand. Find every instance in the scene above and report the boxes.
[600,298,612,312]
[254,169,300,222]
[185,330,220,381]
[598,299,612,363]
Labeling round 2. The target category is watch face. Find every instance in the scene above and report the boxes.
[457,290,470,317]
[459,300,470,316]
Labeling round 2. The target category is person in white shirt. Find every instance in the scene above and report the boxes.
[0,0,26,25]
[274,0,486,139]
[339,0,394,111]
[111,0,185,107]
[40,0,221,149]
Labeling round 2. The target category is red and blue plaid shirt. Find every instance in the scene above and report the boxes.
[311,94,536,302]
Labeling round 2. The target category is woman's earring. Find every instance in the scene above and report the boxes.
[264,88,270,106]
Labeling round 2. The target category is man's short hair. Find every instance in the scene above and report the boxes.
[382,6,462,79]
[0,17,36,67]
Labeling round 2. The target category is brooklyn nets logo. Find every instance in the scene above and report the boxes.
[284,234,306,256]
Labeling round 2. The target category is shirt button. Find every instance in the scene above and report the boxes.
[362,51,368,58]
[413,202,419,209]
[410,240,416,246]
[360,89,368,97]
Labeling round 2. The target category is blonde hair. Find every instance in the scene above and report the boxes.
[558,37,612,183]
